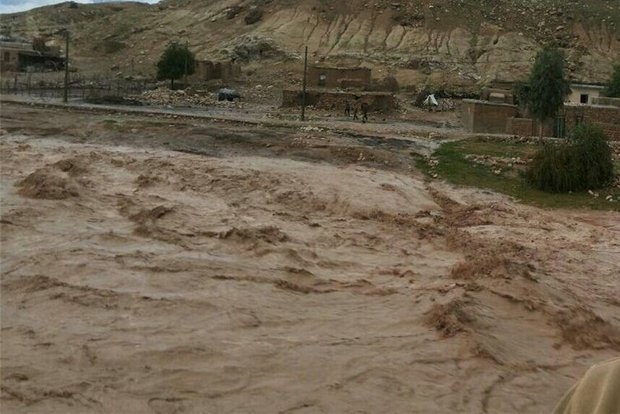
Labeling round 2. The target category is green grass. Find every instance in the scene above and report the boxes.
[420,138,620,211]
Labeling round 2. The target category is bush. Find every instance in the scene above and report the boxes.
[606,65,620,97]
[245,8,263,24]
[526,123,614,193]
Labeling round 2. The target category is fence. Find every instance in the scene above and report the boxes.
[0,72,155,101]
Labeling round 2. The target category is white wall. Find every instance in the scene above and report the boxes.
[567,86,604,104]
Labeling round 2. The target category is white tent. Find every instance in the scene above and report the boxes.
[423,94,439,106]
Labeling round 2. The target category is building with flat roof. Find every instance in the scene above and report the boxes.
[567,83,606,105]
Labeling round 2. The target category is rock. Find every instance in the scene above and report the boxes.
[226,5,242,19]
[245,7,263,25]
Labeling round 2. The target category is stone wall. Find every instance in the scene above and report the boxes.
[461,99,518,134]
[564,104,620,141]
[282,89,396,112]
[505,117,554,137]
[506,117,534,136]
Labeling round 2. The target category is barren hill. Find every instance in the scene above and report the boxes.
[2,0,619,90]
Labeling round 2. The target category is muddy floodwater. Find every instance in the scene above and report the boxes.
[1,103,619,413]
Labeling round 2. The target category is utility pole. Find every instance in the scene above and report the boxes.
[300,46,308,121]
[183,40,189,88]
[63,29,69,103]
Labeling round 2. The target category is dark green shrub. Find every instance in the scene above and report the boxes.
[526,123,614,193]
[606,65,620,97]
[569,123,614,189]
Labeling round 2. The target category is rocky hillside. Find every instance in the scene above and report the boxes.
[2,0,619,90]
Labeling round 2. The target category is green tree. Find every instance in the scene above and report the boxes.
[526,46,571,142]
[156,42,195,89]
[605,65,620,97]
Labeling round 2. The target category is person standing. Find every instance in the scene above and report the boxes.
[344,100,351,117]
[361,102,369,123]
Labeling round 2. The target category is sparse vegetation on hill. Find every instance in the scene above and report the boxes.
[2,0,617,87]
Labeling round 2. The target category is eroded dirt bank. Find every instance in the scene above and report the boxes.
[1,105,619,413]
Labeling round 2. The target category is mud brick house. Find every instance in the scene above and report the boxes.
[307,65,371,89]
[0,39,65,73]
[190,60,241,83]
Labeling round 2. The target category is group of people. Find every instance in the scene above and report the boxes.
[344,100,369,123]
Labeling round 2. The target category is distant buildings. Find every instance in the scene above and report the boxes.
[282,65,397,112]
[0,37,65,73]
[461,81,619,140]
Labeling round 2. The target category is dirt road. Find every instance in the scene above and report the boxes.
[1,103,619,413]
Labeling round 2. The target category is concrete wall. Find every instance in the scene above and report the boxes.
[564,104,620,141]
[282,89,396,112]
[307,66,371,89]
[461,99,518,133]
[592,97,620,108]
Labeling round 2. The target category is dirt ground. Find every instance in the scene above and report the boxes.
[1,102,619,414]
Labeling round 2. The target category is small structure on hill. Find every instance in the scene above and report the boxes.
[481,86,514,104]
[189,60,241,83]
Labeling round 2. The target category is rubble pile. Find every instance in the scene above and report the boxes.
[136,88,217,107]
[464,154,528,168]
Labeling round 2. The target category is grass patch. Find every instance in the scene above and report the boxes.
[422,138,620,211]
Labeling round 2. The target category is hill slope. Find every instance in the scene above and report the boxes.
[2,0,619,89]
